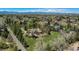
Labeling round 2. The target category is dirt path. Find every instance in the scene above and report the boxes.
[7,27,26,51]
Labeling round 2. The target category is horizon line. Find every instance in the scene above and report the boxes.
[0,8,79,14]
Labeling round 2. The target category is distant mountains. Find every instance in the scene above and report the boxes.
[0,11,79,15]
[0,11,63,14]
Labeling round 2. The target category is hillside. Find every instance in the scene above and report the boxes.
[0,14,79,51]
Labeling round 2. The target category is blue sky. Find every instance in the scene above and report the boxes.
[0,8,79,13]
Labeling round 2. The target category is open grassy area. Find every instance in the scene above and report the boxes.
[23,31,61,50]
[25,37,36,50]
[43,31,61,43]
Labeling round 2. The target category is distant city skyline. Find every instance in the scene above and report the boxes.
[0,8,79,13]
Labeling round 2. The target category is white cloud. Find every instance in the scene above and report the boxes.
[44,9,65,12]
[16,9,66,13]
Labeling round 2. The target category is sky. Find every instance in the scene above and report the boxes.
[0,8,79,13]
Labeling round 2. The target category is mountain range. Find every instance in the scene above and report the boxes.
[0,11,79,15]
